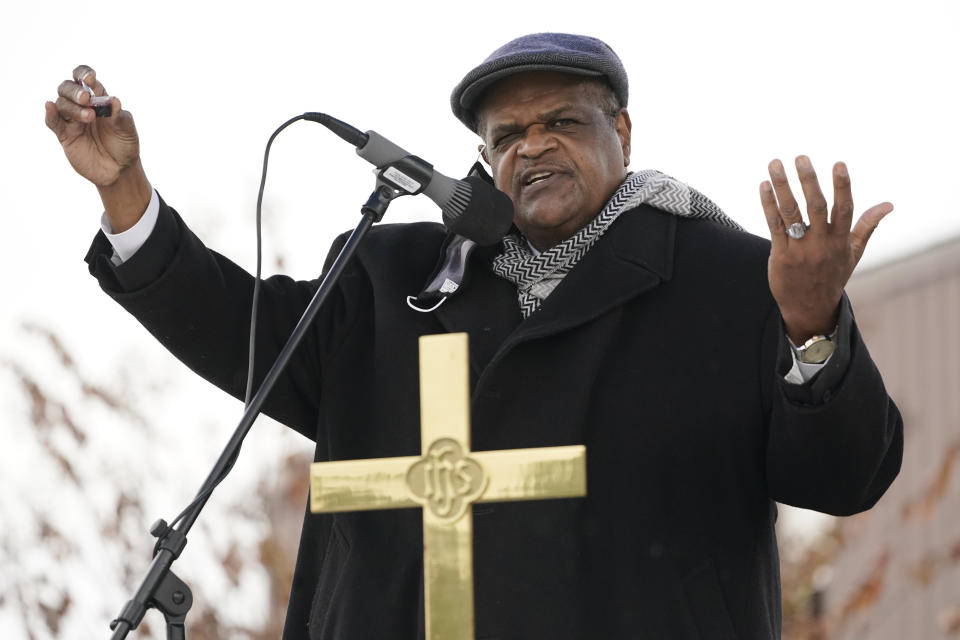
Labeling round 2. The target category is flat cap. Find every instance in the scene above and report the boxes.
[451,32,628,132]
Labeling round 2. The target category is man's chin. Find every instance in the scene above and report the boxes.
[515,213,589,248]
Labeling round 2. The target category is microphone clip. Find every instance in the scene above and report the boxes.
[361,179,406,223]
[374,155,434,197]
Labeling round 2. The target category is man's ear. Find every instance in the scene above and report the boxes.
[477,143,489,165]
[616,108,632,166]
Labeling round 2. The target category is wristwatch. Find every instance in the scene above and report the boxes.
[792,334,837,364]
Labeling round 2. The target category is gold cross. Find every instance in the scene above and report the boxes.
[310,332,587,640]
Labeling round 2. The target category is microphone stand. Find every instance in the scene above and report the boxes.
[108,179,404,639]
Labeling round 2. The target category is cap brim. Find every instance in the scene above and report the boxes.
[457,64,605,128]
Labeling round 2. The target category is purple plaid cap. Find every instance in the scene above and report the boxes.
[451,33,628,132]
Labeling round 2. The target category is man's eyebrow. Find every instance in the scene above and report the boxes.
[489,104,584,135]
[535,104,582,121]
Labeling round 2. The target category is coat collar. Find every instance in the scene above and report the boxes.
[503,203,676,344]
[432,203,676,374]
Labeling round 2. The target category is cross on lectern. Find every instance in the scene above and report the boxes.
[309,332,587,640]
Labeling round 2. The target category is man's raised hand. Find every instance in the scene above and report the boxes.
[759,155,893,344]
[46,65,151,232]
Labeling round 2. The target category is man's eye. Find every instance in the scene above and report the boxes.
[550,118,577,128]
[494,133,520,149]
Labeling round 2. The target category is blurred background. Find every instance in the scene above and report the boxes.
[2,0,957,637]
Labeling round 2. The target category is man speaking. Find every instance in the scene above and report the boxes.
[47,33,902,640]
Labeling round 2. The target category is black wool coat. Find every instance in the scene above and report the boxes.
[87,196,902,640]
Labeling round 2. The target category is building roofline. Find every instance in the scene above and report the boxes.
[848,234,960,303]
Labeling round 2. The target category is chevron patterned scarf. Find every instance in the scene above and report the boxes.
[491,170,743,318]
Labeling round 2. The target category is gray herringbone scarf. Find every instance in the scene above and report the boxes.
[492,170,743,317]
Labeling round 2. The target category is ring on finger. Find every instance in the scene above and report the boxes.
[785,221,809,240]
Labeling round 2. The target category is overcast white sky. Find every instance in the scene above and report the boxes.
[7,0,959,300]
[1,1,957,626]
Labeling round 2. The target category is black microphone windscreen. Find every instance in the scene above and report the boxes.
[442,176,514,246]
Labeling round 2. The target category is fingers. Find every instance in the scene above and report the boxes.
[54,65,111,125]
[57,75,96,124]
[44,101,66,137]
[107,96,122,119]
[849,202,894,263]
[759,181,786,251]
[831,162,854,232]
[54,93,94,123]
[767,159,804,227]
[795,155,828,228]
[72,65,107,95]
[58,77,91,105]
[765,156,854,237]
[73,65,95,83]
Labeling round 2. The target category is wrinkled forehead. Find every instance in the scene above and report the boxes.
[474,72,614,135]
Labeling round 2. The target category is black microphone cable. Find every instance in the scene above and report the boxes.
[165,113,311,533]
[163,110,512,533]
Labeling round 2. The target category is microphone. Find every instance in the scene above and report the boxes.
[304,112,514,246]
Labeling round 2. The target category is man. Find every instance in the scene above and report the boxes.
[48,33,902,639]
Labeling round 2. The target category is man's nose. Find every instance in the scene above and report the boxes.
[517,124,558,158]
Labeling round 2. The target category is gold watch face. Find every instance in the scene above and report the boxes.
[800,338,836,364]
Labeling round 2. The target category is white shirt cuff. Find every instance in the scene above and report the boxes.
[100,187,159,265]
[783,346,831,385]
[784,356,828,385]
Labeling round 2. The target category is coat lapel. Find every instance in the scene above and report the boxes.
[497,204,676,353]
[432,204,677,375]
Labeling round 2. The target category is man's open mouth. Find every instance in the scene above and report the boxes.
[523,171,554,186]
